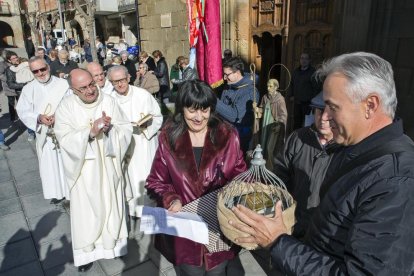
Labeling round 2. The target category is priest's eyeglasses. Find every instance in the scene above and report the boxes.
[31,67,48,74]
[73,81,96,93]
[111,78,128,85]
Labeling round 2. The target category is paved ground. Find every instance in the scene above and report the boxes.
[0,92,278,275]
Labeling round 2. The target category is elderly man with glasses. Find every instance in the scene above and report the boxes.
[50,49,78,78]
[134,62,159,95]
[54,68,132,272]
[16,56,70,204]
[86,61,113,95]
[108,65,162,224]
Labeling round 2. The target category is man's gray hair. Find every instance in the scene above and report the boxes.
[28,56,48,67]
[107,65,129,80]
[120,50,129,57]
[316,52,397,118]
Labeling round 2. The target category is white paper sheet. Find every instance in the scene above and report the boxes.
[139,206,209,244]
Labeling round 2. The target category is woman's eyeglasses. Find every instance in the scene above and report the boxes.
[31,67,48,74]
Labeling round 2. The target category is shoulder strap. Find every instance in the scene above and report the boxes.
[320,141,414,200]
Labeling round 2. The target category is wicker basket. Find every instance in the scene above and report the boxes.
[216,146,296,250]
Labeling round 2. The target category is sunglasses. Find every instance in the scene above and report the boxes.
[31,67,48,74]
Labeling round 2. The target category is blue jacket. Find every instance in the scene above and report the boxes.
[216,76,259,127]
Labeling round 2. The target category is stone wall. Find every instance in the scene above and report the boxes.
[139,0,188,69]
[233,0,250,61]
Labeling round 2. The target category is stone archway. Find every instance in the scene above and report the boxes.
[0,21,15,47]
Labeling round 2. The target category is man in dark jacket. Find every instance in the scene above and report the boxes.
[5,51,26,121]
[25,36,36,58]
[289,52,320,130]
[273,91,340,239]
[50,50,78,78]
[230,52,414,275]
[216,57,259,154]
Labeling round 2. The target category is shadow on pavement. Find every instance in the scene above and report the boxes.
[0,211,69,275]
[2,119,26,146]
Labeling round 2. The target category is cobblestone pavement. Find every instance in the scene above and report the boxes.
[0,92,275,276]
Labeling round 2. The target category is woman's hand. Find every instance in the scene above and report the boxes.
[168,200,182,213]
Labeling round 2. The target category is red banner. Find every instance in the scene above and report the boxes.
[187,0,223,88]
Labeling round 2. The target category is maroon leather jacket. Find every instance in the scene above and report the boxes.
[146,121,247,270]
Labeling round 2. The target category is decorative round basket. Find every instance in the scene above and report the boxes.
[217,145,296,250]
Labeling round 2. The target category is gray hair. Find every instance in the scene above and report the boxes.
[140,62,148,71]
[316,52,397,118]
[28,56,48,67]
[120,50,129,57]
[107,65,129,80]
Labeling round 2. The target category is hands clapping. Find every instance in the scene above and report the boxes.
[90,111,111,138]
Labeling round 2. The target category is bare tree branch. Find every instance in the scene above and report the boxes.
[73,0,98,62]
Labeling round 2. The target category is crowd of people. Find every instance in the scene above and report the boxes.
[0,39,413,275]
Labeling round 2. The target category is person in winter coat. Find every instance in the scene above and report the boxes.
[120,50,137,84]
[229,52,414,276]
[288,52,320,130]
[139,51,156,72]
[216,57,259,155]
[146,80,247,275]
[272,91,340,239]
[4,51,26,121]
[0,51,20,122]
[24,36,36,58]
[170,56,198,86]
[152,50,170,102]
[134,63,159,95]
[50,50,78,78]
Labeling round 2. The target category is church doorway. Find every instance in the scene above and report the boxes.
[0,21,15,47]
[252,32,282,95]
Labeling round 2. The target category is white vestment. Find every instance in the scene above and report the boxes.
[54,91,132,266]
[16,76,69,200]
[111,86,162,216]
[101,79,114,95]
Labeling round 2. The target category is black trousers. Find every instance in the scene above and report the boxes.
[293,101,311,130]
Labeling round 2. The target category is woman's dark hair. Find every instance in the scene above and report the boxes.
[167,79,221,150]
[152,50,163,58]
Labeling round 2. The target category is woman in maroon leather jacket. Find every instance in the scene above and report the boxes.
[146,80,247,275]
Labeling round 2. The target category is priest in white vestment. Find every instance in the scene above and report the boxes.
[87,62,113,95]
[16,56,69,203]
[54,69,132,271]
[107,65,162,217]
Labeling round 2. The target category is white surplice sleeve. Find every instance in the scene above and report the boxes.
[16,83,38,131]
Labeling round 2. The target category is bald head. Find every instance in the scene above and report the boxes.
[87,62,106,88]
[69,69,99,104]
[68,69,91,87]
